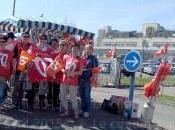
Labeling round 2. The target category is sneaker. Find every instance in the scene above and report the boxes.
[83,112,90,118]
[74,112,79,120]
[79,109,84,115]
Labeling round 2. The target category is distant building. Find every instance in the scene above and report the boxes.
[95,24,175,60]
[143,23,175,38]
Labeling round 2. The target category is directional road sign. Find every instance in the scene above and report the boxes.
[124,50,142,72]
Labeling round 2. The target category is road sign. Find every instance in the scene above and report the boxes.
[124,50,142,72]
[123,50,142,119]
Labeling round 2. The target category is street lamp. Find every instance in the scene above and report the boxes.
[140,39,145,78]
[142,39,146,61]
[12,0,16,16]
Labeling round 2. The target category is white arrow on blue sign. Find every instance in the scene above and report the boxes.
[124,50,142,72]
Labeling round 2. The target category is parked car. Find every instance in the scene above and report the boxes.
[147,60,160,66]
[143,65,158,75]
[139,63,150,72]
[170,67,175,75]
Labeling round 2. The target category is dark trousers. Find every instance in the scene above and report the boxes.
[47,82,60,108]
[39,95,46,109]
[25,83,37,108]
[79,80,92,113]
[12,71,23,107]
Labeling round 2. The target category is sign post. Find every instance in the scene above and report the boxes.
[124,50,142,119]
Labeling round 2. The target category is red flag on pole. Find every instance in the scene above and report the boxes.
[154,44,169,57]
[106,48,116,58]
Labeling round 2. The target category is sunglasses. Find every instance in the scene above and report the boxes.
[39,38,46,40]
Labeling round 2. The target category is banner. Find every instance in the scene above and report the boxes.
[106,48,116,58]
[17,50,34,72]
[46,54,64,77]
[28,56,53,82]
[154,44,169,57]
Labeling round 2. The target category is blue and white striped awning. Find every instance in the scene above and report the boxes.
[0,16,95,39]
[0,21,30,33]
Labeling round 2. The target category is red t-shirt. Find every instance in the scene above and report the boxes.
[0,48,13,80]
[5,40,17,52]
[62,55,83,86]
[36,46,53,57]
[51,50,60,59]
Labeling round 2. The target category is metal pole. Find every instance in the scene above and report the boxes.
[140,41,144,77]
[128,73,135,119]
[142,43,144,61]
[12,0,16,16]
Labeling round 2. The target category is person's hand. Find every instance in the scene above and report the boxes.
[66,70,75,77]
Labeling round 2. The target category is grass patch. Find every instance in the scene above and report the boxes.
[163,76,175,87]
[158,94,175,104]
[121,77,151,87]
[120,75,175,87]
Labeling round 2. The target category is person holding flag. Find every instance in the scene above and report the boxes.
[30,33,53,110]
[59,44,84,119]
[0,34,14,105]
[79,44,98,118]
[12,32,36,109]
[46,39,67,111]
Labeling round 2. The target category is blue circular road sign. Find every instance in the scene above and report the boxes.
[124,50,142,72]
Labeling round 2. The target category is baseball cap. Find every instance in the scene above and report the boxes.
[0,33,8,43]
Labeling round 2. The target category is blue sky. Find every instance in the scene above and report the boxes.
[0,0,175,34]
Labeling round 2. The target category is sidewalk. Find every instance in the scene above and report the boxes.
[162,87,175,96]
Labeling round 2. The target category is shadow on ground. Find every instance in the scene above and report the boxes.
[0,100,167,130]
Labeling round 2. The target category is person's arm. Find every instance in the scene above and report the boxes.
[12,58,17,74]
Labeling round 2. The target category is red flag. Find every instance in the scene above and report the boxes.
[144,62,171,98]
[90,67,102,88]
[106,48,116,58]
[154,44,169,57]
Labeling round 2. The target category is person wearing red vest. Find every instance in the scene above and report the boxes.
[31,33,53,110]
[12,32,36,109]
[0,33,14,104]
[59,44,84,119]
[47,40,68,111]
[47,38,59,111]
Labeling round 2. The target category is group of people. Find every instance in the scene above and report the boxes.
[0,31,98,119]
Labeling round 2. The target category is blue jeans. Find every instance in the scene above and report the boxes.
[0,81,6,104]
[79,80,91,113]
